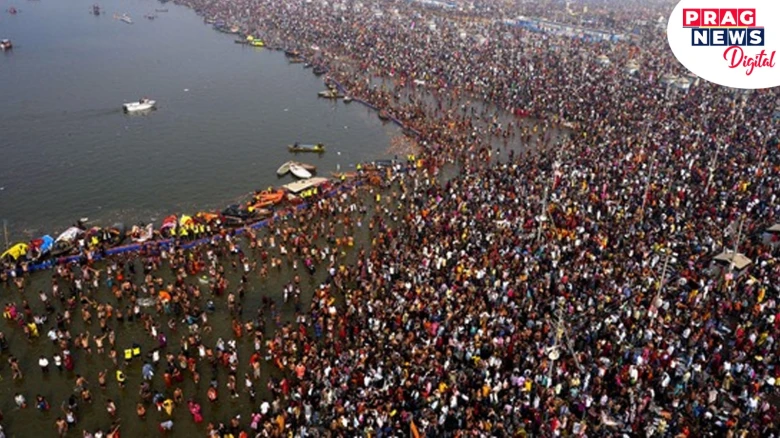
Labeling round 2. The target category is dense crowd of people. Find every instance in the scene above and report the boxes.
[1,0,779,436]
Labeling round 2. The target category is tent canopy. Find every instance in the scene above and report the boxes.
[713,251,752,271]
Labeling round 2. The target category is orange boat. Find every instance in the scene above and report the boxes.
[196,212,220,223]
[254,189,285,204]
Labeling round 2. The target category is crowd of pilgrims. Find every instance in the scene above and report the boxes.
[1,0,779,436]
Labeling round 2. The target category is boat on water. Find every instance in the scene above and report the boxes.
[277,161,293,176]
[289,57,304,64]
[0,39,12,50]
[318,89,343,99]
[278,161,315,176]
[155,8,168,12]
[343,96,353,103]
[290,163,312,179]
[119,13,132,24]
[250,40,264,47]
[92,4,101,15]
[123,98,156,112]
[144,13,156,20]
[229,25,240,34]
[312,66,327,76]
[288,143,325,153]
[378,109,391,120]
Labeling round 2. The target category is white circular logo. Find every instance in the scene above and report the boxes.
[667,0,779,89]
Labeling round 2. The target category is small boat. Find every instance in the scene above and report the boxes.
[343,96,353,103]
[50,226,85,257]
[144,13,156,20]
[119,13,132,24]
[303,62,312,69]
[7,7,18,14]
[204,18,215,24]
[289,57,304,64]
[229,25,240,34]
[331,171,357,179]
[288,143,325,153]
[221,204,258,225]
[290,164,312,179]
[155,8,168,12]
[277,161,293,176]
[123,98,156,112]
[294,162,316,171]
[130,224,154,243]
[234,39,249,45]
[247,206,272,217]
[317,90,343,99]
[0,39,12,50]
[378,110,391,120]
[92,4,101,15]
[312,66,327,76]
[250,40,264,47]
[284,49,300,57]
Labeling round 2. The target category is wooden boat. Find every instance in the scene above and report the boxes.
[289,57,305,64]
[331,172,357,179]
[288,143,325,153]
[290,164,312,179]
[312,66,327,76]
[295,162,316,171]
[278,161,315,175]
[378,110,391,120]
[277,161,293,176]
[317,90,343,99]
[343,96,353,103]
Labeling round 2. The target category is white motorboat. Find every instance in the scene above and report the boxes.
[120,14,133,24]
[123,98,156,112]
[289,163,312,179]
[0,39,12,50]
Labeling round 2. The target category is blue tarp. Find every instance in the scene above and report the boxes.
[39,235,54,254]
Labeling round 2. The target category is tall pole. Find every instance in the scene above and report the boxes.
[729,216,744,273]
[641,152,657,212]
[547,308,563,388]
[704,144,720,193]
[650,251,671,317]
[536,184,549,241]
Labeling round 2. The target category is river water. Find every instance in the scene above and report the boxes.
[0,0,397,242]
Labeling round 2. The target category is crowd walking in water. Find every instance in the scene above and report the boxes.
[1,0,780,436]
